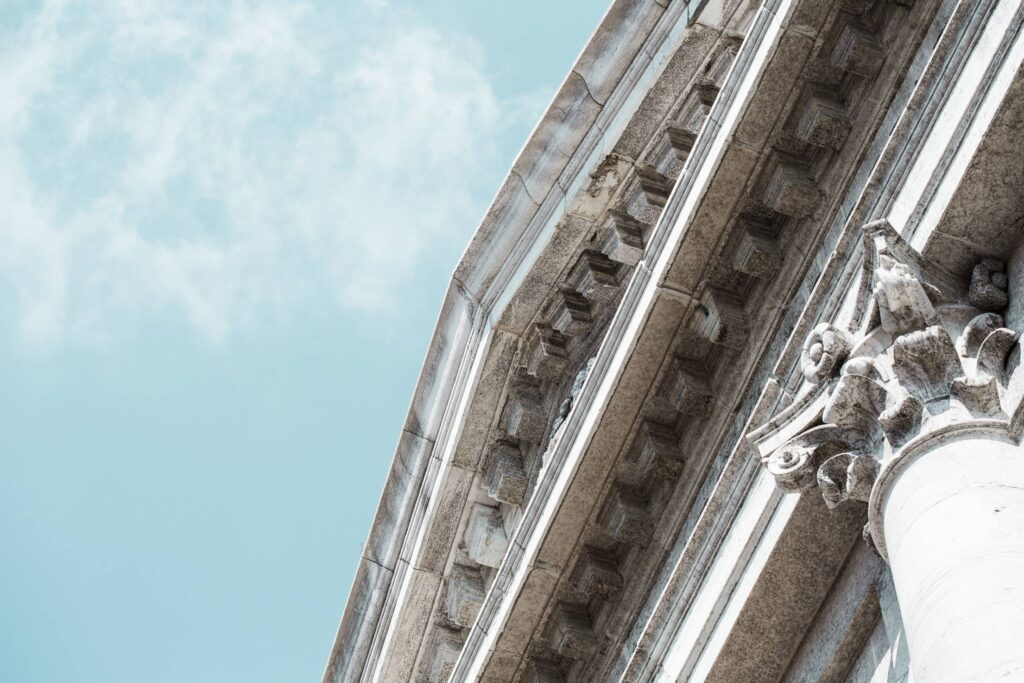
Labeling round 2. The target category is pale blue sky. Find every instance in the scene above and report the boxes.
[0,1,606,680]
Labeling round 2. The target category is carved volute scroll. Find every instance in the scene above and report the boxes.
[748,219,1021,557]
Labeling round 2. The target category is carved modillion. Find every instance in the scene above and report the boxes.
[505,384,546,444]
[763,156,821,218]
[657,355,714,420]
[549,287,593,336]
[635,163,672,208]
[426,628,465,683]
[733,214,783,279]
[523,659,565,683]
[695,286,748,349]
[570,546,624,599]
[626,419,684,478]
[598,484,653,546]
[665,123,697,161]
[444,564,486,628]
[832,22,885,77]
[527,323,568,381]
[603,209,648,266]
[546,603,598,659]
[484,440,528,506]
[794,89,851,150]
[568,250,622,304]
[465,504,509,568]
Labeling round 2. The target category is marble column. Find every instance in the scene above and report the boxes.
[874,430,1024,681]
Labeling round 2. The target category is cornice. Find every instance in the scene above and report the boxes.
[327,0,1024,674]
[323,0,725,680]
[450,0,945,675]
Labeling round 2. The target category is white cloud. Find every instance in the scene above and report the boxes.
[0,0,513,347]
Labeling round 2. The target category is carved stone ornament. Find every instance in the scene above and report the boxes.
[748,219,1021,558]
[801,322,852,384]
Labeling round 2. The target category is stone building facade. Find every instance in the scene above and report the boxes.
[324,0,1024,679]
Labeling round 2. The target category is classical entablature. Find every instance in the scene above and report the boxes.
[325,0,1024,679]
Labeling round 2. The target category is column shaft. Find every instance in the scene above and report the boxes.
[881,434,1024,681]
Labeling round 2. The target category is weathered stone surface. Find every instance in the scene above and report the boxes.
[567,249,622,304]
[598,484,653,546]
[664,122,697,160]
[375,569,442,681]
[569,546,624,599]
[416,464,477,575]
[484,440,529,506]
[526,324,568,381]
[464,504,509,568]
[547,287,593,336]
[602,209,648,266]
[658,355,714,419]
[968,258,1009,311]
[694,286,748,349]
[733,214,783,279]
[505,384,546,444]
[763,157,821,218]
[545,602,597,659]
[634,163,673,208]
[794,88,851,149]
[767,424,851,491]
[443,564,486,628]
[881,437,1024,682]
[873,254,939,336]
[626,418,683,477]
[817,452,879,507]
[831,22,885,77]
[800,322,852,384]
[522,658,565,683]
[753,225,1024,589]
[425,628,464,683]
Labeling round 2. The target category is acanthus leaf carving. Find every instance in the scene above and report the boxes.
[891,325,962,404]
[877,392,923,447]
[956,312,1003,358]
[949,373,1003,417]
[977,327,1018,379]
[817,451,879,508]
[821,370,887,448]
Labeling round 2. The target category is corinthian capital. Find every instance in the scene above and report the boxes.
[749,219,1021,558]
